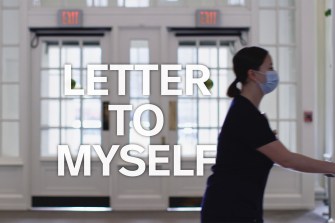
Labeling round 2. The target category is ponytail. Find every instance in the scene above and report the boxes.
[227,78,241,98]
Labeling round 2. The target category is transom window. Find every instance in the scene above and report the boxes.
[32,0,247,8]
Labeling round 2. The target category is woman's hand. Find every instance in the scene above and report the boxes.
[272,130,278,136]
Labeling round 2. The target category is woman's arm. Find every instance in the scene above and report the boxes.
[257,140,335,174]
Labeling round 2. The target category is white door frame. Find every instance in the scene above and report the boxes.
[31,34,111,201]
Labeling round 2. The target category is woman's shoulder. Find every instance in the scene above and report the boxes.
[231,95,259,114]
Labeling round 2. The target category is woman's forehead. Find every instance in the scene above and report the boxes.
[262,55,273,67]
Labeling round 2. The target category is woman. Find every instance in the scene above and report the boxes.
[201,46,335,223]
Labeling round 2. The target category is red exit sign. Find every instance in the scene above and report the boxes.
[196,10,221,27]
[58,9,83,27]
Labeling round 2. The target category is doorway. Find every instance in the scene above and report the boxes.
[31,35,111,208]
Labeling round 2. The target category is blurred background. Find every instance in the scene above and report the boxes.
[0,0,334,222]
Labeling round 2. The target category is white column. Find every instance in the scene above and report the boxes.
[300,0,317,207]
[331,0,335,219]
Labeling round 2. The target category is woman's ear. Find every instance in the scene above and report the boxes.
[247,69,257,81]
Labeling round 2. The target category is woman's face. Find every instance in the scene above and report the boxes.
[254,54,274,83]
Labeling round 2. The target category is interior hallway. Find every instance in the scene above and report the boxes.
[0,202,329,223]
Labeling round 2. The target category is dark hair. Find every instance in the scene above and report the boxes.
[227,46,268,98]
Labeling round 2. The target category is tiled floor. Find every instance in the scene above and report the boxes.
[0,203,330,223]
[264,202,329,223]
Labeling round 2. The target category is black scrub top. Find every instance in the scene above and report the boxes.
[201,95,277,223]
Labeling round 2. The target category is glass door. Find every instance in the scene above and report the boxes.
[167,36,239,205]
[110,27,168,210]
[31,36,110,207]
[167,33,303,209]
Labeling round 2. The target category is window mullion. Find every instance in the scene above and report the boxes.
[196,40,200,145]
[80,40,84,145]
[59,41,62,147]
[216,40,220,136]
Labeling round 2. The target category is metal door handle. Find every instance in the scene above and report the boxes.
[102,101,109,131]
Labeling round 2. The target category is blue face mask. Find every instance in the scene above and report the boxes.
[255,70,279,94]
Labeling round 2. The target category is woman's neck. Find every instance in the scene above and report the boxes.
[240,84,263,108]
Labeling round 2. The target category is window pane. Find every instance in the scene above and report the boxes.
[218,69,235,98]
[279,10,295,44]
[42,41,60,68]
[86,0,109,7]
[61,42,81,68]
[61,69,81,98]
[65,0,88,7]
[41,129,60,156]
[83,43,101,67]
[278,0,295,7]
[259,0,275,7]
[269,121,277,133]
[130,71,144,98]
[198,0,216,7]
[61,129,81,155]
[41,100,60,127]
[83,129,101,145]
[2,122,19,157]
[259,10,276,44]
[130,40,149,64]
[198,128,218,144]
[199,43,218,68]
[3,0,19,7]
[200,68,215,98]
[119,0,150,7]
[41,70,60,98]
[279,122,297,152]
[193,68,206,97]
[82,70,96,98]
[177,69,186,96]
[266,47,277,70]
[178,45,197,67]
[209,69,219,97]
[219,99,231,125]
[279,84,296,119]
[2,85,19,119]
[199,99,218,128]
[227,0,245,6]
[83,99,101,128]
[34,0,61,7]
[178,128,197,158]
[219,46,233,68]
[178,99,197,128]
[157,0,181,7]
[61,99,81,128]
[2,47,19,82]
[260,88,278,120]
[279,47,296,82]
